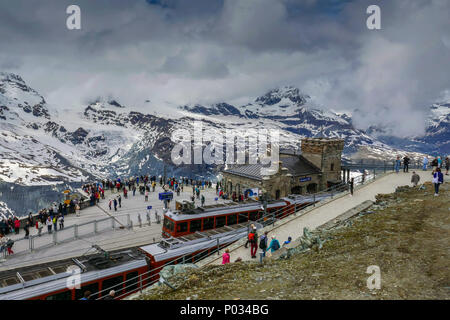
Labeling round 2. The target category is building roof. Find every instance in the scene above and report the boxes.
[223,164,266,180]
[223,155,321,180]
[281,155,322,176]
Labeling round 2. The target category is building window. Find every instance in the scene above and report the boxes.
[331,163,335,171]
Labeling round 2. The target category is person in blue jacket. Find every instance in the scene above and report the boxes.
[394,156,401,173]
[266,236,280,253]
[432,168,444,196]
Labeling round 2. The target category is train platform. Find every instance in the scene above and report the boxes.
[0,184,230,272]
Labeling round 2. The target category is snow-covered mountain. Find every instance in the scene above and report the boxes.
[0,73,445,189]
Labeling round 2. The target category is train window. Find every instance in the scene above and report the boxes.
[125,272,139,293]
[102,276,124,296]
[190,219,202,233]
[227,214,237,225]
[215,216,226,228]
[45,290,72,300]
[238,213,248,223]
[75,282,99,300]
[163,217,174,232]
[249,211,258,221]
[203,217,214,230]
[176,222,188,233]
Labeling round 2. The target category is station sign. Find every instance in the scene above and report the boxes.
[159,192,173,201]
[147,206,152,210]
[299,177,312,182]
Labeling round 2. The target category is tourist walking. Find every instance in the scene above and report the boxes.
[58,214,64,230]
[431,157,438,169]
[201,195,205,207]
[222,249,230,265]
[411,171,420,187]
[437,156,442,168]
[259,232,268,263]
[113,198,118,211]
[14,218,20,235]
[394,156,401,173]
[37,220,43,236]
[24,221,30,239]
[403,156,410,173]
[422,156,428,171]
[118,195,122,208]
[266,236,280,254]
[432,168,444,196]
[46,217,52,234]
[145,190,149,202]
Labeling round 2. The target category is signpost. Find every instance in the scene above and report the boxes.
[299,177,312,182]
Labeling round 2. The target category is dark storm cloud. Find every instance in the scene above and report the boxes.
[0,0,448,136]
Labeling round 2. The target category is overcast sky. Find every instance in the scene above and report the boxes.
[0,0,449,137]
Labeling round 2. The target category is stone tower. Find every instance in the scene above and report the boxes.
[300,137,345,190]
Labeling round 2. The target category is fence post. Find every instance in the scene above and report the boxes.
[373,169,376,180]
[147,213,151,226]
[29,235,33,252]
[94,220,98,234]
[313,194,316,207]
[138,214,142,228]
[74,225,78,239]
[53,231,57,245]
[127,214,131,229]
[111,217,115,230]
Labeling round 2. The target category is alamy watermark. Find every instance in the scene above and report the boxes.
[171,121,279,176]
[366,265,381,290]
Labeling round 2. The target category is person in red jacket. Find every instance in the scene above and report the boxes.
[14,218,20,235]
[222,249,230,264]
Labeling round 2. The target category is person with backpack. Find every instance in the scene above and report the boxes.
[249,228,258,259]
[113,198,118,211]
[259,232,268,263]
[266,236,280,254]
[118,195,122,208]
[432,168,444,196]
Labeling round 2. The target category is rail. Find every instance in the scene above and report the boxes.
[89,171,383,300]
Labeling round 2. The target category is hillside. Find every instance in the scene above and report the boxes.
[139,182,449,300]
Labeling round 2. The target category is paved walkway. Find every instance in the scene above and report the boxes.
[201,170,433,266]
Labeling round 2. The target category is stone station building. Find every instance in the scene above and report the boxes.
[221,138,345,200]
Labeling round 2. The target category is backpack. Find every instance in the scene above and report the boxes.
[259,237,266,249]
[271,240,280,251]
[248,232,255,242]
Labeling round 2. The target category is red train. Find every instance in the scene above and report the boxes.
[162,195,318,238]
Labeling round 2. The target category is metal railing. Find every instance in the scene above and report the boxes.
[0,210,162,259]
[89,171,382,300]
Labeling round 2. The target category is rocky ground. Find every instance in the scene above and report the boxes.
[139,181,449,300]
